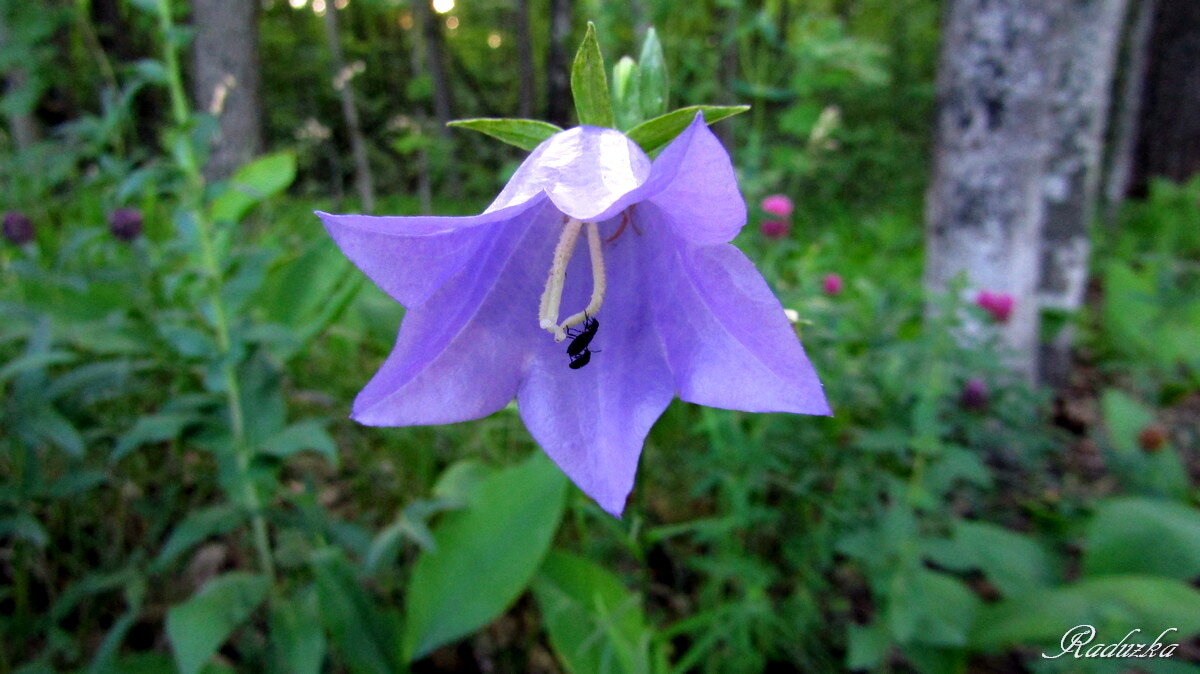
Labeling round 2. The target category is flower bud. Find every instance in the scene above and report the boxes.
[3,211,34,245]
[822,273,844,296]
[976,290,1014,323]
[1138,424,1167,453]
[108,207,143,242]
[960,378,989,411]
[761,194,794,218]
[760,219,790,240]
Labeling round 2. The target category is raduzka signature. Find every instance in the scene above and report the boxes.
[1042,624,1180,659]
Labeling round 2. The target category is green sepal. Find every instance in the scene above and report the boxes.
[637,28,668,118]
[611,56,643,131]
[626,104,750,153]
[570,22,615,128]
[446,118,563,151]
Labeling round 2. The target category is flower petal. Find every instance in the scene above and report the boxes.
[352,200,561,425]
[643,113,746,245]
[317,197,545,308]
[644,204,830,415]
[487,126,652,222]
[516,214,674,517]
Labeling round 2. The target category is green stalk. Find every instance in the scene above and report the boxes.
[155,0,275,582]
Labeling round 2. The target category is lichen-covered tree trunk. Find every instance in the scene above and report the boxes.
[1037,0,1128,385]
[190,0,263,182]
[924,0,1062,380]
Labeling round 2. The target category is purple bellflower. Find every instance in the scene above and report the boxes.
[318,114,830,516]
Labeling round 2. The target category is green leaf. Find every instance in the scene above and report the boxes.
[446,118,562,151]
[570,22,615,128]
[1083,498,1200,579]
[846,621,890,670]
[33,409,85,458]
[312,549,400,674]
[166,573,270,674]
[210,152,297,223]
[1101,389,1154,456]
[403,453,568,660]
[637,28,668,119]
[924,521,1058,597]
[111,412,199,463]
[261,419,337,465]
[152,505,247,572]
[971,575,1200,649]
[625,105,750,154]
[532,551,653,674]
[611,56,643,131]
[0,351,75,385]
[270,586,326,674]
[0,513,49,548]
[888,570,979,648]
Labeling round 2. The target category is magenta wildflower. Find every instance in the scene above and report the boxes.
[959,378,989,412]
[760,219,790,240]
[976,290,1014,323]
[822,273,844,296]
[761,194,793,218]
[108,208,143,242]
[3,211,34,246]
[318,115,829,516]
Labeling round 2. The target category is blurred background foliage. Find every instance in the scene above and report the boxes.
[2,0,1199,672]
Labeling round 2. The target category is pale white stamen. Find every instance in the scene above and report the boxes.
[558,221,606,334]
[538,218,607,341]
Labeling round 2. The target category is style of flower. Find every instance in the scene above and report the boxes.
[822,273,844,296]
[318,115,829,516]
[760,219,790,240]
[976,290,1014,323]
[761,194,793,218]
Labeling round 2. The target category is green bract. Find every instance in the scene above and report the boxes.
[448,23,749,154]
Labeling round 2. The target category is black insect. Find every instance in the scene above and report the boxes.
[565,315,599,369]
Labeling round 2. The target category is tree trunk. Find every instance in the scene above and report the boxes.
[546,0,572,126]
[514,0,536,118]
[191,0,263,182]
[924,0,1063,380]
[1036,0,1128,385]
[323,3,375,211]
[1129,0,1200,193]
[411,0,458,197]
[1103,0,1157,219]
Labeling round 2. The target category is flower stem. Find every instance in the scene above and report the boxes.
[156,0,275,582]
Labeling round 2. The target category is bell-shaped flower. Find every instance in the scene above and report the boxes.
[318,114,829,516]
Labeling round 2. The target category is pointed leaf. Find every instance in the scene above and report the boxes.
[637,28,668,118]
[447,118,562,151]
[312,549,401,674]
[166,573,269,674]
[211,152,297,224]
[611,56,643,131]
[570,22,615,127]
[1083,498,1200,579]
[271,586,326,674]
[532,551,653,674]
[403,453,568,660]
[626,105,750,153]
